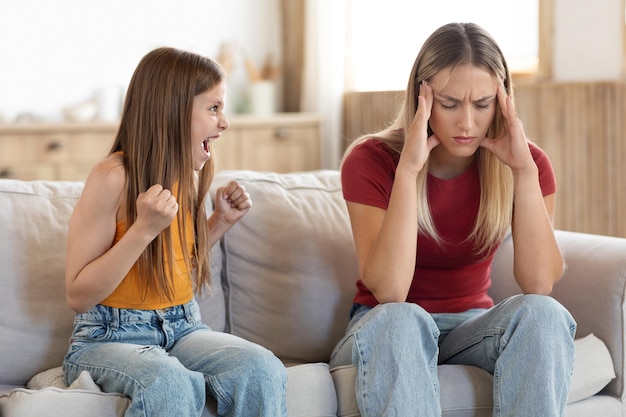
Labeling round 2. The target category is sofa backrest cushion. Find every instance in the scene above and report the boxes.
[0,180,83,386]
[211,170,358,363]
[0,180,225,386]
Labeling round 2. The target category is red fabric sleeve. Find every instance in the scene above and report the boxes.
[529,140,557,196]
[341,139,398,210]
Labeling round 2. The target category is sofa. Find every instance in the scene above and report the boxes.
[0,169,624,417]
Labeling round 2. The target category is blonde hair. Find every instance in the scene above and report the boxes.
[344,22,514,255]
[110,47,224,300]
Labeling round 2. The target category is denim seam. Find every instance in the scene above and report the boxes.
[442,327,507,362]
[206,374,234,410]
[352,331,371,417]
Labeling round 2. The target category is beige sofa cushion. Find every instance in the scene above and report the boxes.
[211,170,359,363]
[0,387,130,417]
[0,180,83,387]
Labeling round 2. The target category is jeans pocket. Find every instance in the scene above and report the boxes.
[73,321,112,342]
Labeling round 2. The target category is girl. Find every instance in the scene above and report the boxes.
[330,23,576,417]
[63,47,287,417]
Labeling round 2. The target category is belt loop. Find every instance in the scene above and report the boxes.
[110,307,120,331]
[183,300,194,323]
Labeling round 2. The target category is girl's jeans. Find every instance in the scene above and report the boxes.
[329,294,576,417]
[63,299,287,417]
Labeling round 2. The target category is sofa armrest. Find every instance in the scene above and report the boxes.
[490,230,626,399]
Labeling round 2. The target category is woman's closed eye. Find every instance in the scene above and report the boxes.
[439,101,492,110]
[474,102,491,109]
[436,98,459,109]
[474,96,496,109]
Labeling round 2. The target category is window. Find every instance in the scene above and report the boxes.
[346,0,539,91]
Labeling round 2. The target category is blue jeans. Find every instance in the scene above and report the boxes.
[63,299,287,417]
[329,294,576,417]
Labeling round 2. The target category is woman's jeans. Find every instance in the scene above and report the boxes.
[63,299,287,417]
[329,294,577,417]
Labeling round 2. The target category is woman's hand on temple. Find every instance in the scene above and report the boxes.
[400,81,440,175]
[480,84,534,172]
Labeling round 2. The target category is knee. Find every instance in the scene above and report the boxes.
[132,349,206,414]
[236,345,287,387]
[355,302,439,347]
[374,302,436,330]
[508,294,576,336]
[144,352,205,393]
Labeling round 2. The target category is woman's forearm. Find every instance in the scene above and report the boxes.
[511,166,564,294]
[358,167,420,303]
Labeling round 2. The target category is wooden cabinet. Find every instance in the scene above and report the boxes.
[0,123,117,181]
[213,113,320,173]
[0,113,320,181]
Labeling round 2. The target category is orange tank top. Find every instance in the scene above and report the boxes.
[101,209,196,310]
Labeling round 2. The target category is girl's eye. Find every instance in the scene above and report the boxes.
[209,106,219,112]
[441,103,456,110]
[475,103,491,109]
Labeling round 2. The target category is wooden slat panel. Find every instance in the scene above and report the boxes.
[341,90,403,151]
[516,82,626,238]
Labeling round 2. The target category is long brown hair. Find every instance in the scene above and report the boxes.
[110,47,223,300]
[344,22,514,254]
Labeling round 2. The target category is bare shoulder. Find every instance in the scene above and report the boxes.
[77,154,126,217]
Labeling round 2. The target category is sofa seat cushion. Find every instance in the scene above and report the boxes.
[0,388,130,417]
[330,334,615,417]
[0,370,130,417]
[285,363,337,417]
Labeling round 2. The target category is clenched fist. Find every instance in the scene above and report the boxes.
[135,184,179,238]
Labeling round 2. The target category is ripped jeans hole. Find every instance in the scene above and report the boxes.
[135,345,167,355]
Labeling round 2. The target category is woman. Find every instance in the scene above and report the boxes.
[63,47,286,417]
[330,23,576,417]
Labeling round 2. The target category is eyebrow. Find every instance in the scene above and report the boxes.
[434,93,496,103]
[207,99,223,108]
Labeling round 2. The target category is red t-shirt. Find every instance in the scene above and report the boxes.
[342,139,557,313]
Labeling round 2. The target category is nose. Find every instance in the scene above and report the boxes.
[219,113,230,131]
[457,105,472,133]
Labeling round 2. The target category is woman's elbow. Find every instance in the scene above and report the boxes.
[368,282,409,304]
[360,267,412,304]
[521,282,553,296]
[518,264,564,296]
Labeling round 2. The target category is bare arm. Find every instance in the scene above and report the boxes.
[511,177,563,294]
[348,82,440,303]
[65,156,178,313]
[347,170,419,303]
[480,86,563,294]
[208,180,251,246]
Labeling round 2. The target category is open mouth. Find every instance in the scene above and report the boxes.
[203,137,218,153]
